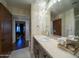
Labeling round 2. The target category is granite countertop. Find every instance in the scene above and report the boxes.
[34,35,77,58]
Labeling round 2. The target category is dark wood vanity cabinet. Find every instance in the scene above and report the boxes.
[33,37,52,58]
[0,3,12,55]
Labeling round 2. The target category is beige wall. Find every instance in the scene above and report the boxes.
[8,6,31,43]
[0,0,7,7]
[31,0,51,36]
[8,5,31,17]
[0,0,31,17]
[59,8,75,36]
[31,0,51,53]
[0,0,31,19]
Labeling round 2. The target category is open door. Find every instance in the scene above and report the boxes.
[15,21,26,50]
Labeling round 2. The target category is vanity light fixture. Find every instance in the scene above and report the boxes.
[42,0,61,15]
[53,0,57,4]
[47,0,61,9]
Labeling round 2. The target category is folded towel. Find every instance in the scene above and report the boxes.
[57,37,67,45]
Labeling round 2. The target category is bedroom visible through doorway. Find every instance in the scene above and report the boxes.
[15,21,27,50]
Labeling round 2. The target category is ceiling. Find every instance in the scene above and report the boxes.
[5,0,48,8]
[5,0,35,4]
[51,0,79,15]
[50,0,72,15]
[5,0,35,8]
[5,0,79,14]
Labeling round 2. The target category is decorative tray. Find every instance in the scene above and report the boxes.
[58,44,77,55]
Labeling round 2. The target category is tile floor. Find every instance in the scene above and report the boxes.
[9,47,31,58]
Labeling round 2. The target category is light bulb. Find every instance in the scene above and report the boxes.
[53,0,57,4]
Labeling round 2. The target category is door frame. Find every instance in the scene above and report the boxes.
[12,15,31,45]
[15,21,26,43]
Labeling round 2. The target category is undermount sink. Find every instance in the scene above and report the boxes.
[41,37,49,42]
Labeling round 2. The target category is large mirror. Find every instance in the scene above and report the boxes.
[49,0,79,37]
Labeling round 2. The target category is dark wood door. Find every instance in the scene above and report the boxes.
[1,16,12,54]
[0,16,3,53]
[0,3,12,54]
[53,19,62,36]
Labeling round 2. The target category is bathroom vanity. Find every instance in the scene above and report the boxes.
[33,35,77,58]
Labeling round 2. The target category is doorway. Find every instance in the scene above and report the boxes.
[15,21,27,49]
[53,19,62,36]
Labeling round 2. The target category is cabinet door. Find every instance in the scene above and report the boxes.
[0,4,7,16]
[0,3,12,54]
[0,4,4,54]
[1,16,12,54]
[0,16,3,54]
